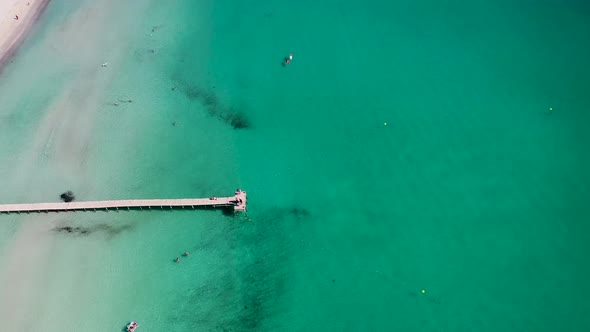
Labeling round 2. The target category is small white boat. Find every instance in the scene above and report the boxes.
[126,321,138,332]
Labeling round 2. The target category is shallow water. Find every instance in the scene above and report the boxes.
[0,0,589,331]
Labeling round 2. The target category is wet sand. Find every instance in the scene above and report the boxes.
[0,0,51,73]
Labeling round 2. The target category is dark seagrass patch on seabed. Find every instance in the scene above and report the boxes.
[53,223,134,237]
[230,206,312,330]
[173,81,251,130]
[173,206,311,331]
[287,207,310,220]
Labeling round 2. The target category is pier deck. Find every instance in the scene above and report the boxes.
[0,190,247,214]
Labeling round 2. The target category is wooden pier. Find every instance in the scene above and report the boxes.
[0,190,247,214]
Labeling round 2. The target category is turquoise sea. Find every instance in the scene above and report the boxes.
[0,0,589,330]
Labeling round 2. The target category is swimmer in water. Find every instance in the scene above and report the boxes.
[175,257,180,263]
[284,53,293,66]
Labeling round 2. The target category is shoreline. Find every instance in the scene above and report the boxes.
[0,0,51,74]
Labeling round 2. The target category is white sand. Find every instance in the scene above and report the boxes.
[0,0,50,70]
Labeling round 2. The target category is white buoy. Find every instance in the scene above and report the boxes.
[289,54,293,60]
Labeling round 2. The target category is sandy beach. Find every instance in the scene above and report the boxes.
[0,0,50,72]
